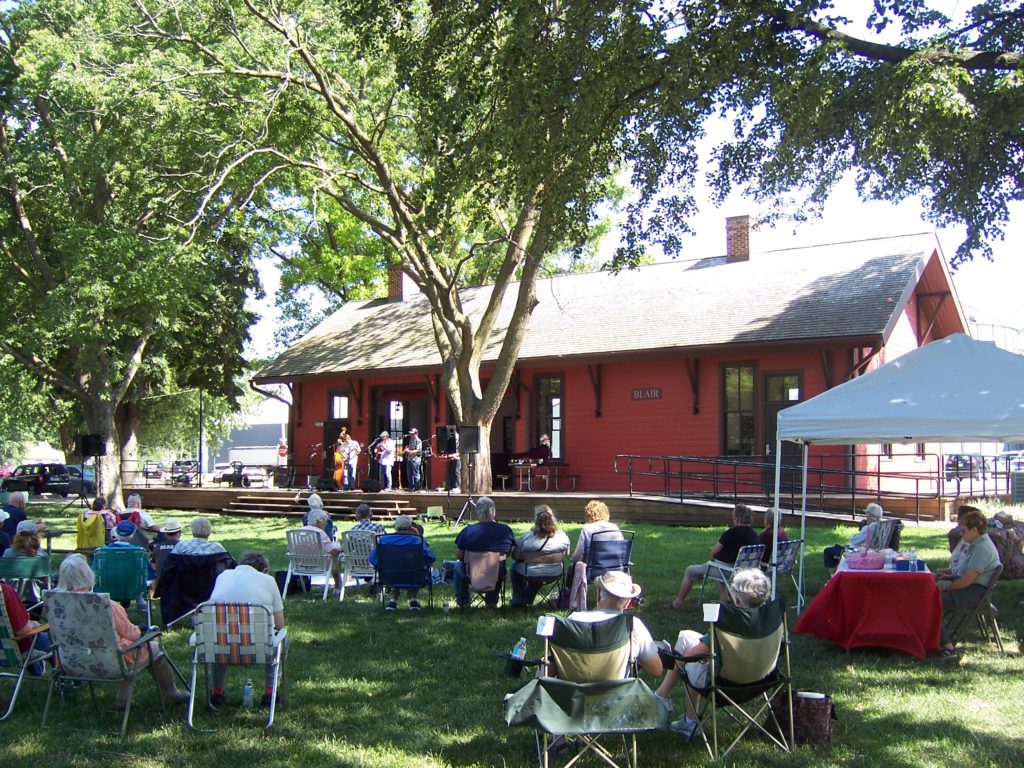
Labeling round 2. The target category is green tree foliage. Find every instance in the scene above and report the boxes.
[682,0,1024,264]
[0,0,259,501]
[132,0,711,490]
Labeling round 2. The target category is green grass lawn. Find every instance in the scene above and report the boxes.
[3,502,1024,767]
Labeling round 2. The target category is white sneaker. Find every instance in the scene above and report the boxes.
[670,716,701,740]
[653,692,673,714]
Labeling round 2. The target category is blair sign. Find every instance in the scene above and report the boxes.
[631,387,662,401]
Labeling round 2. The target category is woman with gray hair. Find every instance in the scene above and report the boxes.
[56,554,188,707]
[654,568,772,739]
[822,502,884,572]
[297,506,343,593]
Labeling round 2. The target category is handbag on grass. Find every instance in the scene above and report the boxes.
[771,689,837,746]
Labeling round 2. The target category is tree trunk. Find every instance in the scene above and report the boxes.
[116,400,141,487]
[465,420,492,495]
[83,396,123,507]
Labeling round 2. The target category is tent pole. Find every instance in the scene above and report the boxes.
[771,436,784,599]
[798,443,809,613]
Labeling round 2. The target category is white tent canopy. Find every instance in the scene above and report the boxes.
[771,334,1024,607]
[777,334,1024,445]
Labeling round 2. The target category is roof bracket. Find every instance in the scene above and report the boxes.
[347,378,364,426]
[587,364,602,417]
[424,373,441,423]
[685,358,700,414]
[916,291,949,345]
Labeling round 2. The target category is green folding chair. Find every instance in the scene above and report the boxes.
[92,547,152,625]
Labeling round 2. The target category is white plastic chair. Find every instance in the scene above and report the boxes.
[339,530,377,601]
[282,529,334,602]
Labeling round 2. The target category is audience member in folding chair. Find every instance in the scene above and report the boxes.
[504,570,666,768]
[936,507,1003,657]
[282,524,338,602]
[654,568,792,758]
[669,504,760,609]
[43,555,189,737]
[454,496,516,608]
[1,581,52,720]
[188,550,287,730]
[510,505,570,608]
[370,515,436,611]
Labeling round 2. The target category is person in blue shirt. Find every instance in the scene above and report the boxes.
[1,491,28,539]
[453,496,516,607]
[369,515,436,611]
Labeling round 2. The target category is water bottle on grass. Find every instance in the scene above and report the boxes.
[512,637,527,661]
[242,679,254,710]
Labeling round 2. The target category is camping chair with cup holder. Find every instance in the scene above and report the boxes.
[585,530,635,584]
[461,548,511,609]
[675,598,793,760]
[372,534,434,609]
[504,612,668,768]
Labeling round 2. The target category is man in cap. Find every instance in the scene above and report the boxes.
[568,570,662,677]
[404,428,423,491]
[375,431,396,490]
[369,514,436,611]
[150,518,183,575]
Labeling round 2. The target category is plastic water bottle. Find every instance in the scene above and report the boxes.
[512,637,527,661]
[908,547,918,566]
[443,598,451,614]
[885,550,895,571]
[242,679,254,710]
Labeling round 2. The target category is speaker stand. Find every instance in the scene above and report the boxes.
[452,451,477,526]
[59,459,93,514]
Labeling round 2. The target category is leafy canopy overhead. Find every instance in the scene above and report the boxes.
[686,0,1024,264]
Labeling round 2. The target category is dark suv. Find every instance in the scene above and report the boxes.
[944,454,991,481]
[0,463,71,496]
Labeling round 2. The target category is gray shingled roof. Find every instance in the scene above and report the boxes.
[255,233,937,381]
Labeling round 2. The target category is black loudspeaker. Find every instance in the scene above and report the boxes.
[457,425,481,454]
[75,433,107,457]
[317,477,339,491]
[361,478,383,493]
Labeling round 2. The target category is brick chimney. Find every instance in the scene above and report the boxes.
[726,215,751,263]
[386,264,420,300]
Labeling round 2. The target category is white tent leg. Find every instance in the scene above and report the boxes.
[798,443,809,613]
[771,437,784,599]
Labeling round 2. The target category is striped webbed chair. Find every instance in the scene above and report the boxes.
[186,601,287,731]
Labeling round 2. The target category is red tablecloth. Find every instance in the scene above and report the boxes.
[794,571,942,658]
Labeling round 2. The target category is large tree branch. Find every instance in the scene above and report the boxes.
[0,340,85,401]
[789,14,1024,70]
[0,115,56,290]
[111,329,155,406]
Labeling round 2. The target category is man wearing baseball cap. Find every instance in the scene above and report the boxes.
[368,515,436,611]
[404,428,423,491]
[567,571,662,677]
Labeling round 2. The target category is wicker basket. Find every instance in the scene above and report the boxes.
[845,551,886,570]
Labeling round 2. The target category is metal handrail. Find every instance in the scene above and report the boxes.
[612,451,1012,522]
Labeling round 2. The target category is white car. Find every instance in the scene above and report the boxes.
[212,463,232,482]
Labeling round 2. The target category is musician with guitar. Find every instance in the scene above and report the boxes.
[374,431,396,491]
[403,428,423,491]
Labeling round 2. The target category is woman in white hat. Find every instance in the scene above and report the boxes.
[566,571,662,678]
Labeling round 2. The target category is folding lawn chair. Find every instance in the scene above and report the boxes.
[763,539,805,612]
[339,529,378,601]
[186,601,287,731]
[504,612,668,768]
[92,546,153,626]
[683,598,792,759]
[942,563,1006,654]
[699,544,765,602]
[868,519,901,551]
[282,528,335,602]
[585,530,634,583]
[462,549,510,608]
[0,556,54,602]
[41,590,187,737]
[373,536,433,609]
[1,585,51,721]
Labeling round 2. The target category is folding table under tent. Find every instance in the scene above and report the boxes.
[769,333,1024,606]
